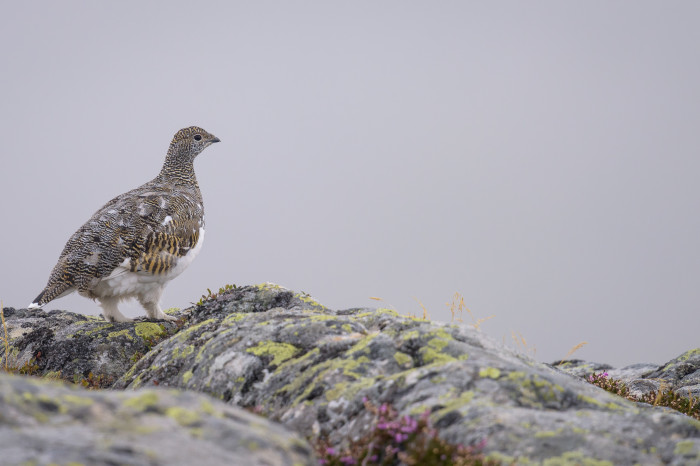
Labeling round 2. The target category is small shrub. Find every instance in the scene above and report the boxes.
[587,372,700,421]
[73,372,114,389]
[314,398,497,466]
[196,284,238,305]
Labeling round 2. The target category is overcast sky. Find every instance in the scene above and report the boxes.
[2,2,699,367]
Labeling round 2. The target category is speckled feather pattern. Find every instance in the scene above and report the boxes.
[29,126,220,321]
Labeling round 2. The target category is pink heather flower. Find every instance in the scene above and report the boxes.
[395,433,408,443]
[339,456,356,465]
[379,404,389,414]
[401,416,418,432]
[325,447,336,455]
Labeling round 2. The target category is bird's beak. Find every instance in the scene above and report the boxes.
[211,137,221,143]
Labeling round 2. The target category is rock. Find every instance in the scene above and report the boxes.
[0,306,189,387]
[647,349,700,398]
[548,359,614,378]
[4,284,700,464]
[557,350,700,399]
[0,371,314,465]
[105,284,700,465]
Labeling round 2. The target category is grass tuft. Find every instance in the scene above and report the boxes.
[196,283,238,306]
[446,293,494,330]
[556,341,588,366]
[587,372,700,421]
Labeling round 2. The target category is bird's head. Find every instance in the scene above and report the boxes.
[168,126,221,161]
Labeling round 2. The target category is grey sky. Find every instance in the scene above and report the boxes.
[2,2,699,367]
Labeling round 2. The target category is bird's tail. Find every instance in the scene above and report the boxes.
[28,282,75,309]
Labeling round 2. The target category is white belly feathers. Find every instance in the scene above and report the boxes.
[91,227,205,299]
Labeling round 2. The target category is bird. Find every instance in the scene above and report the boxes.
[28,126,220,322]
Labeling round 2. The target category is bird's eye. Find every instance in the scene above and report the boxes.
[194,134,202,141]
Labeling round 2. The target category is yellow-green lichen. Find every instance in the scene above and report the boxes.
[246,341,300,367]
[305,314,337,322]
[72,323,113,338]
[61,394,95,407]
[418,328,457,365]
[535,429,562,438]
[577,394,625,411]
[124,392,159,411]
[347,333,379,356]
[279,355,370,406]
[173,345,195,360]
[325,376,377,401]
[43,371,62,380]
[674,440,696,455]
[507,371,527,381]
[200,400,218,416]
[419,347,456,365]
[352,308,400,320]
[107,329,134,340]
[222,313,247,325]
[408,404,431,415]
[393,351,412,368]
[275,348,320,373]
[479,367,501,379]
[294,292,324,308]
[134,322,167,342]
[176,318,216,342]
[542,451,613,466]
[182,370,194,384]
[677,348,700,362]
[165,406,200,426]
[256,282,283,291]
[432,390,475,419]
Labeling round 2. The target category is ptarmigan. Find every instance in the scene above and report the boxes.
[28,126,220,322]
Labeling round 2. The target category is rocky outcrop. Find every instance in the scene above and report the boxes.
[0,371,313,465]
[2,284,700,465]
[555,349,700,398]
[0,306,186,387]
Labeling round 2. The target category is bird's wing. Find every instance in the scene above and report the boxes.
[120,189,204,276]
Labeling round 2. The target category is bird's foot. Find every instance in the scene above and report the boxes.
[104,314,133,323]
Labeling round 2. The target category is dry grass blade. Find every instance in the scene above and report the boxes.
[411,297,431,320]
[472,315,495,331]
[557,341,588,366]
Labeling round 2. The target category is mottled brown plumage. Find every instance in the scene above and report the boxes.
[29,126,220,322]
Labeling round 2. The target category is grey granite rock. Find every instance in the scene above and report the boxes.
[557,350,700,399]
[647,349,700,397]
[0,306,188,387]
[106,284,700,465]
[0,371,314,466]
